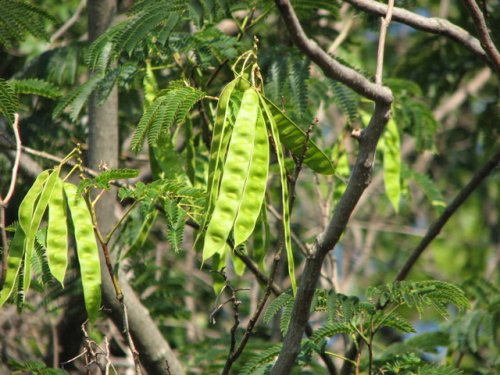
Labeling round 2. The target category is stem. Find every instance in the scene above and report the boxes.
[375,0,395,85]
[462,0,500,73]
[105,201,138,245]
[325,351,357,366]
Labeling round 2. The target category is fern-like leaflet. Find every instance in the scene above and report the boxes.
[131,85,205,152]
[0,0,55,48]
[0,79,18,124]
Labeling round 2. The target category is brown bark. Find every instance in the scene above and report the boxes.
[86,1,185,374]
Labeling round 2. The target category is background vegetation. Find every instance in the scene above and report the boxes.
[0,0,498,374]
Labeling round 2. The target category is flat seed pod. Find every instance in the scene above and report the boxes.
[203,88,259,261]
[18,170,50,235]
[64,183,102,322]
[46,176,68,285]
[206,78,240,214]
[233,106,269,247]
[195,78,239,249]
[0,225,25,306]
[262,97,334,175]
[260,96,297,295]
[23,168,60,297]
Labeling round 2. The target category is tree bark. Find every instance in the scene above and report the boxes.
[87,1,185,374]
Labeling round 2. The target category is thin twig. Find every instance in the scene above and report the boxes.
[395,147,500,281]
[344,0,489,66]
[271,1,393,373]
[105,201,138,245]
[4,144,131,188]
[50,0,87,43]
[328,15,355,54]
[375,0,395,85]
[120,301,142,374]
[86,194,142,374]
[462,0,500,72]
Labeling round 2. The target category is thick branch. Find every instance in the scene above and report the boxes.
[462,0,500,72]
[344,0,490,67]
[271,103,391,374]
[395,147,500,281]
[274,0,392,104]
[270,2,394,373]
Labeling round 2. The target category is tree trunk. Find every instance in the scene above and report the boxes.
[87,1,185,374]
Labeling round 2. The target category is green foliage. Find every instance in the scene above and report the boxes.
[387,78,438,151]
[0,0,495,373]
[239,344,281,375]
[403,167,446,214]
[164,199,186,253]
[52,74,103,121]
[329,80,359,125]
[0,0,54,48]
[0,78,61,123]
[11,79,61,99]
[171,26,241,68]
[369,280,470,317]
[77,168,139,194]
[0,78,18,124]
[310,321,353,343]
[8,359,68,375]
[86,0,188,70]
[131,84,205,152]
[264,290,293,324]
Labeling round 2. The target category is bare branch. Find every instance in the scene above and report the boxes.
[50,0,87,43]
[344,0,491,67]
[271,103,392,374]
[274,0,392,104]
[375,0,395,85]
[269,2,394,373]
[395,147,500,281]
[434,67,491,121]
[462,0,500,72]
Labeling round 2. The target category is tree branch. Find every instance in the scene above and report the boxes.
[271,102,391,373]
[50,0,87,43]
[462,0,500,72]
[275,0,392,104]
[344,0,491,67]
[395,147,500,281]
[269,2,394,373]
[374,0,395,85]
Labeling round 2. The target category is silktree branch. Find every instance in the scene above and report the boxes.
[274,0,392,104]
[344,0,491,67]
[50,0,87,43]
[374,0,395,85]
[395,147,500,281]
[270,1,394,373]
[433,67,492,121]
[462,0,500,72]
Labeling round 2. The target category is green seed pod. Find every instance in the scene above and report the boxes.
[64,183,102,322]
